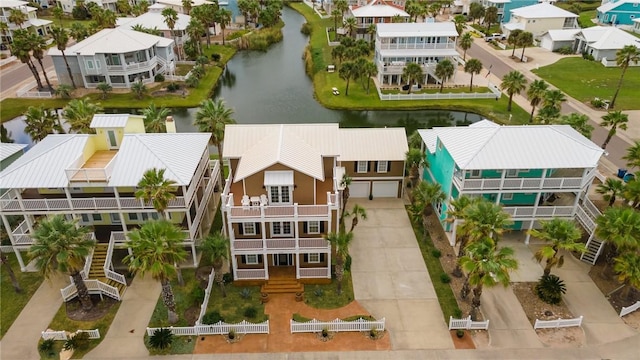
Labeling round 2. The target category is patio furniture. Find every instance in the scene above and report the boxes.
[250,196,261,206]
[241,195,250,207]
[260,194,268,206]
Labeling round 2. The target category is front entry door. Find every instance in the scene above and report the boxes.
[273,254,293,266]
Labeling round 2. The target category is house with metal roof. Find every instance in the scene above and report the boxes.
[574,26,640,63]
[220,123,407,287]
[116,4,191,51]
[47,27,176,89]
[418,120,607,263]
[0,143,27,170]
[374,22,460,87]
[343,0,410,40]
[597,0,640,26]
[502,2,579,38]
[0,114,220,302]
[0,0,52,46]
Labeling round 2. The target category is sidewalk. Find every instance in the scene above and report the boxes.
[0,273,66,360]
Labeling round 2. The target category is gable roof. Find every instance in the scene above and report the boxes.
[511,3,577,19]
[418,121,603,170]
[116,9,191,31]
[376,22,459,37]
[578,26,640,50]
[48,28,173,56]
[0,143,28,162]
[598,0,640,13]
[351,0,409,18]
[90,114,131,128]
[542,29,581,41]
[338,128,408,161]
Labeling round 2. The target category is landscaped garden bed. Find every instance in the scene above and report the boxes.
[588,261,640,330]
[304,273,355,309]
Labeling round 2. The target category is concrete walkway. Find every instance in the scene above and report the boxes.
[85,273,161,359]
[349,199,454,350]
[0,273,66,360]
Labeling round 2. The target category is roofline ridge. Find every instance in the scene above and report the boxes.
[129,134,189,183]
[458,127,501,168]
[546,125,604,152]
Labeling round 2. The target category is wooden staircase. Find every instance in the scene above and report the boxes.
[580,237,605,265]
[89,243,126,298]
[261,278,304,294]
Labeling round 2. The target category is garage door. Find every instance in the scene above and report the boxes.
[540,37,553,51]
[349,182,370,198]
[372,181,399,198]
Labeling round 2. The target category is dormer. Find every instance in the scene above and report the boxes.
[90,114,145,150]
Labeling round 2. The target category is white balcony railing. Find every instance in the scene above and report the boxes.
[106,57,158,72]
[502,206,574,219]
[380,62,436,74]
[235,269,266,280]
[453,176,585,191]
[299,267,331,278]
[233,237,330,251]
[377,42,456,50]
[0,195,186,213]
[223,192,339,221]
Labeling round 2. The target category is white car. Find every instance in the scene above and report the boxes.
[485,33,506,42]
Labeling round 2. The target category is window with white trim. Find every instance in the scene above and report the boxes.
[357,161,368,173]
[377,161,389,173]
[308,253,320,263]
[470,169,481,178]
[81,214,90,223]
[129,213,139,221]
[243,222,256,235]
[92,214,102,221]
[268,185,291,204]
[271,222,293,237]
[502,193,513,200]
[244,254,259,264]
[307,221,320,234]
[506,169,518,177]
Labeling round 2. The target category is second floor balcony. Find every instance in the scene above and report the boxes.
[377,41,456,51]
[106,57,157,74]
[453,168,595,192]
[379,61,436,74]
[232,237,330,252]
[222,192,340,221]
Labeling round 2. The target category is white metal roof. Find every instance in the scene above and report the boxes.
[579,26,640,50]
[504,23,525,31]
[350,0,409,18]
[469,119,500,128]
[90,114,130,128]
[511,3,578,19]
[108,133,211,186]
[597,0,638,13]
[156,0,214,7]
[542,29,581,41]
[29,18,52,27]
[0,135,90,188]
[0,143,28,163]
[418,122,603,170]
[116,10,191,31]
[379,48,460,57]
[48,28,174,56]
[338,128,408,161]
[376,22,459,38]
[0,0,29,8]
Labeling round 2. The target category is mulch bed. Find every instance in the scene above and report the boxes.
[66,295,117,321]
[449,330,475,349]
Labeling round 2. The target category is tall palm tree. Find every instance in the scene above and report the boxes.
[613,252,640,300]
[623,178,640,209]
[0,251,22,293]
[460,238,518,320]
[453,14,466,36]
[623,141,640,170]
[50,26,77,89]
[596,207,640,277]
[542,89,566,114]
[435,59,455,93]
[331,9,342,38]
[596,178,625,207]
[507,29,522,57]
[402,62,424,94]
[559,113,594,139]
[338,61,358,95]
[361,60,377,94]
[405,147,427,189]
[412,182,446,229]
[200,232,229,297]
[194,99,236,190]
[610,45,640,109]
[124,220,187,324]
[135,168,177,219]
[343,17,357,39]
[517,31,533,62]
[28,30,54,90]
[500,70,527,112]
[24,106,58,142]
[162,7,180,60]
[460,198,513,244]
[186,18,205,56]
[464,58,482,92]
[483,6,498,31]
[63,99,102,134]
[29,215,95,311]
[526,80,548,123]
[528,218,585,276]
[10,30,44,89]
[217,8,232,45]
[447,195,477,277]
[366,23,376,44]
[325,231,354,295]
[600,111,629,150]
[459,32,473,60]
[142,103,170,133]
[182,0,193,15]
[8,8,27,28]
[343,204,367,233]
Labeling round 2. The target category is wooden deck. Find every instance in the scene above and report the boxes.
[70,150,118,182]
[269,266,296,279]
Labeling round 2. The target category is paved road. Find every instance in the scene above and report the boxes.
[0,56,54,93]
[467,41,629,169]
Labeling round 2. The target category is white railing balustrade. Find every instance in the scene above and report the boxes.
[377,83,500,101]
[196,268,215,325]
[448,316,490,330]
[0,195,186,213]
[455,176,585,191]
[576,206,596,233]
[534,316,583,329]
[378,42,456,50]
[147,320,270,336]
[290,317,385,333]
[233,238,329,251]
[620,301,640,317]
[60,279,121,301]
[42,329,101,340]
[502,206,574,219]
[299,267,330,278]
[235,269,266,280]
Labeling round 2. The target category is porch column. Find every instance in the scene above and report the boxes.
[231,252,238,279]
[571,191,581,217]
[64,187,74,210]
[525,220,534,244]
[191,242,197,267]
[451,219,458,247]
[119,213,128,233]
[263,253,269,280]
[326,247,331,279]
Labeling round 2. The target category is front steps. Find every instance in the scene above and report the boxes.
[261,278,304,294]
[581,238,605,265]
[88,243,109,279]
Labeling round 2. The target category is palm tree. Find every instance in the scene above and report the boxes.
[200,233,229,297]
[10,30,43,89]
[343,204,367,233]
[453,14,466,36]
[623,141,640,170]
[596,178,625,207]
[500,70,527,112]
[338,61,358,95]
[182,0,193,15]
[610,45,640,109]
[600,110,629,150]
[528,218,585,276]
[142,103,170,133]
[344,17,357,39]
[464,58,482,92]
[596,207,640,277]
[69,22,89,41]
[484,6,498,31]
[186,18,205,56]
[124,220,187,324]
[542,89,566,113]
[131,80,148,100]
[460,238,518,320]
[325,231,354,295]
[412,182,446,230]
[405,147,427,189]
[517,31,533,62]
[447,195,477,277]
[95,82,112,100]
[526,79,548,123]
[63,99,102,134]
[613,252,640,300]
[623,178,640,209]
[331,44,346,69]
[459,32,473,60]
[366,23,376,44]
[469,2,485,24]
[507,29,522,57]
[361,60,377,94]
[162,7,179,60]
[24,106,57,142]
[55,84,74,99]
[559,113,594,139]
[0,251,22,293]
[331,9,342,38]
[460,198,513,244]
[135,168,177,219]
[194,99,236,190]
[8,8,27,28]
[29,215,95,311]
[435,59,455,93]
[50,26,77,89]
[218,8,232,45]
[402,62,424,94]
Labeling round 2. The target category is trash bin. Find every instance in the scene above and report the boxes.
[617,169,627,178]
[623,173,635,183]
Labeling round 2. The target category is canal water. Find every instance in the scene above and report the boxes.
[2,6,481,148]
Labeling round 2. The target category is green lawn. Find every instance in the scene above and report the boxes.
[578,10,597,28]
[381,87,491,95]
[40,299,121,359]
[0,254,44,339]
[39,16,93,30]
[303,272,355,309]
[204,284,267,323]
[533,57,640,110]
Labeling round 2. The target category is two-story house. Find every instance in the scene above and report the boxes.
[0,0,52,46]
[418,120,604,246]
[56,0,118,13]
[220,124,407,289]
[344,0,410,40]
[502,2,579,38]
[0,114,219,301]
[48,27,175,88]
[375,22,460,88]
[598,0,640,26]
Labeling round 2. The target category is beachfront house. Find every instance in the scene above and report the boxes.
[502,2,578,38]
[343,0,410,41]
[0,0,52,45]
[597,0,640,26]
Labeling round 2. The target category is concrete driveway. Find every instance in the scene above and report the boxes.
[349,199,454,350]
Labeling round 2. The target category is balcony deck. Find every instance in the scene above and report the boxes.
[70,151,118,182]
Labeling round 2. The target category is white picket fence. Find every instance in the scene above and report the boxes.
[195,268,215,325]
[534,316,583,329]
[146,320,270,336]
[620,301,640,317]
[16,81,53,98]
[448,316,490,330]
[377,81,501,101]
[41,329,100,340]
[290,317,385,333]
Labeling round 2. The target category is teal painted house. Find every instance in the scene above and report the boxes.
[418,120,604,246]
[480,0,539,23]
[597,0,640,26]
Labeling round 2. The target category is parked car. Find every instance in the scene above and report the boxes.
[485,33,506,42]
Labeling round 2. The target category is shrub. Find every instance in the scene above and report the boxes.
[149,328,173,350]
[191,65,205,79]
[240,287,252,300]
[453,308,463,319]
[456,329,465,338]
[190,286,205,305]
[321,327,329,337]
[203,310,224,325]
[185,76,199,88]
[300,22,312,35]
[431,249,442,258]
[535,274,567,305]
[582,52,595,61]
[228,329,236,339]
[591,98,605,109]
[38,339,55,354]
[440,273,451,284]
[313,286,324,298]
[211,53,221,62]
[223,272,233,284]
[166,82,180,92]
[154,73,165,82]
[369,327,378,338]
[196,55,209,66]
[243,306,257,318]
[554,46,574,55]
[63,331,90,351]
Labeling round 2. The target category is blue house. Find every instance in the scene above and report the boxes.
[480,0,540,23]
[417,121,605,262]
[597,0,640,26]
